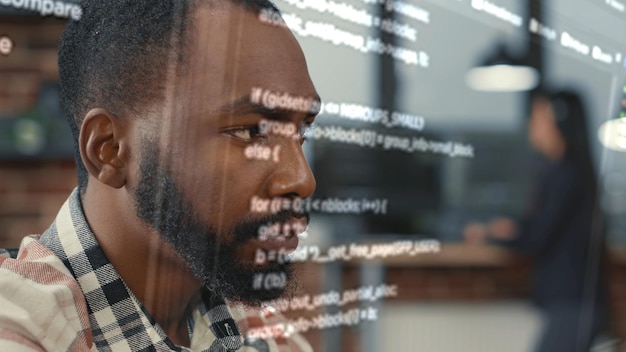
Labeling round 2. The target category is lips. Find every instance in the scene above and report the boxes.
[254,216,308,253]
[256,232,300,254]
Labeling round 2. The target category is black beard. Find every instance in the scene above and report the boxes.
[133,146,304,305]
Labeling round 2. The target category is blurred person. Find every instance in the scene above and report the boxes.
[0,0,319,351]
[465,90,610,352]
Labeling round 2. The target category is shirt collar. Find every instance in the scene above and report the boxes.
[39,188,244,351]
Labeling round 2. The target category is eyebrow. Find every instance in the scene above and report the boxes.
[211,94,322,121]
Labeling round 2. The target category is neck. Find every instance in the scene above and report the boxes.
[545,142,565,161]
[82,185,202,346]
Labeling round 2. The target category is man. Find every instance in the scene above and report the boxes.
[0,0,320,351]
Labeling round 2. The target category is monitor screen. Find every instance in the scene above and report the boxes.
[1,0,625,351]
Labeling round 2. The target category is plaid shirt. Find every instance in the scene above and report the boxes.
[0,189,312,352]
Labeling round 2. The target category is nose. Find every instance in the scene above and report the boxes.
[266,139,316,199]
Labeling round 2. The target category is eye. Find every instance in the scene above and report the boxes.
[226,125,265,141]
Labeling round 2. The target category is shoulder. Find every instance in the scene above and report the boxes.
[0,235,93,351]
[543,158,586,191]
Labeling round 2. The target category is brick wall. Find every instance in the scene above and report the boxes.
[0,161,76,248]
[0,16,66,114]
[610,259,626,351]
[0,15,73,248]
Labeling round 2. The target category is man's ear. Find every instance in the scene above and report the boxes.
[79,108,129,189]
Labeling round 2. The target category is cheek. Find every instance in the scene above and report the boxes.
[531,118,550,139]
[182,140,273,227]
[234,241,257,264]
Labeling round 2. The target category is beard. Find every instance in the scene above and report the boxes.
[133,145,305,305]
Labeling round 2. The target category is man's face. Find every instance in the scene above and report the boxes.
[133,4,319,305]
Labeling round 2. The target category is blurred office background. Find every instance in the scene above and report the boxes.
[2,0,626,351]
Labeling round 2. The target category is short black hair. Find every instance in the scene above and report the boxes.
[58,0,281,193]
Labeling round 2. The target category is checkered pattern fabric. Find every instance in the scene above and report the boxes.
[0,189,313,352]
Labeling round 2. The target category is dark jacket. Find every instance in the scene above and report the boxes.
[499,156,607,307]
